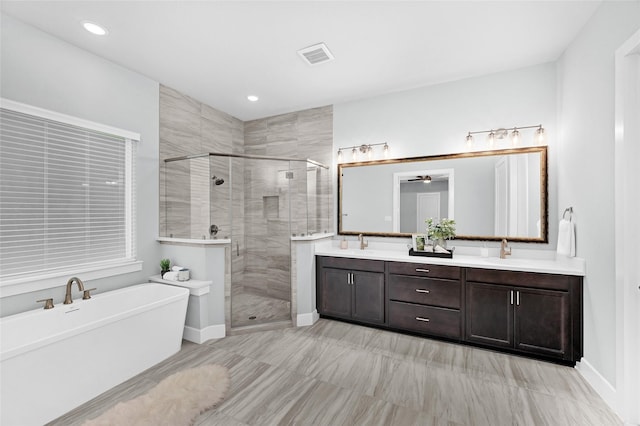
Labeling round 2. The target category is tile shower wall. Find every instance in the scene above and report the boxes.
[160,84,333,318]
[244,106,333,236]
[243,107,333,300]
[159,85,243,240]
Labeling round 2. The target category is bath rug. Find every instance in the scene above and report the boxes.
[83,364,230,426]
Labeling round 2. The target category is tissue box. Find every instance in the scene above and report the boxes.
[176,269,190,281]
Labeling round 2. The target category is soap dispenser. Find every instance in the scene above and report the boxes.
[340,237,348,249]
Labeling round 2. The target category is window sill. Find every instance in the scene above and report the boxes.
[0,261,143,298]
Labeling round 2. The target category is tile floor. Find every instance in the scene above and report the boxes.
[49,319,621,426]
[231,291,291,327]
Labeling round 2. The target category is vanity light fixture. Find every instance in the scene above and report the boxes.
[82,21,108,36]
[337,142,391,163]
[535,125,546,144]
[510,128,521,145]
[488,130,496,148]
[465,124,545,148]
[465,132,474,148]
[383,143,390,158]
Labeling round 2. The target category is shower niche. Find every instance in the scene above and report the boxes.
[161,153,331,328]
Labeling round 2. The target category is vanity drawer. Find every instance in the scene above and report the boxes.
[316,256,385,273]
[388,262,461,280]
[389,301,461,339]
[388,275,460,309]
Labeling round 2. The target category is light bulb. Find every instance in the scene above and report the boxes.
[535,126,545,144]
[351,147,358,161]
[465,132,474,148]
[82,21,108,36]
[337,149,343,162]
[511,128,520,146]
[367,145,373,160]
[383,143,390,158]
[488,131,496,148]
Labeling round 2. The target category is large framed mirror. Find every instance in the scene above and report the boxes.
[338,146,547,242]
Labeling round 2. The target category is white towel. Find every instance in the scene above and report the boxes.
[162,271,179,281]
[557,218,575,257]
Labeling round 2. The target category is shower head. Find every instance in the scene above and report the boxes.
[211,175,225,186]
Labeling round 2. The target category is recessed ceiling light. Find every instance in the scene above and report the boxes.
[247,95,259,102]
[82,21,108,36]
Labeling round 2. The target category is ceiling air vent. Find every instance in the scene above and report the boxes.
[297,43,334,66]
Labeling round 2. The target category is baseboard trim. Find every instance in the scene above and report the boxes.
[183,324,226,344]
[576,358,618,414]
[297,310,320,327]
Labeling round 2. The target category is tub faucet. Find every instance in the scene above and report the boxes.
[500,239,512,259]
[64,277,85,304]
[358,234,368,250]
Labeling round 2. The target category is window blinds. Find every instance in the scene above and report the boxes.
[0,105,137,280]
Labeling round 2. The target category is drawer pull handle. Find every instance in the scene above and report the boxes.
[415,317,430,322]
[415,289,430,294]
[415,268,430,273]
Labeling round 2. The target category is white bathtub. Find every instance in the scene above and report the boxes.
[0,283,189,426]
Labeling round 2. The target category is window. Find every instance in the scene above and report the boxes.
[0,99,139,290]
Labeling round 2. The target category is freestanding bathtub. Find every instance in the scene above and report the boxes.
[0,283,189,426]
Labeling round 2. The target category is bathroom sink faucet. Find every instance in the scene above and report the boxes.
[500,239,512,259]
[358,234,368,250]
[64,277,85,304]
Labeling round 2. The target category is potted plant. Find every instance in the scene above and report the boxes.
[160,258,171,276]
[426,218,456,249]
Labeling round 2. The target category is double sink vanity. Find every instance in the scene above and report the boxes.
[315,245,585,365]
[317,145,584,365]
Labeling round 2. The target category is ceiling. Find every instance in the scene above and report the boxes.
[1,1,601,121]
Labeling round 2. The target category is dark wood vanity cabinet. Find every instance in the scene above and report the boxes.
[316,256,385,325]
[387,262,462,339]
[465,268,582,363]
[316,255,583,364]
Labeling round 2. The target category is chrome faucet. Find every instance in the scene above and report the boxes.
[64,277,85,304]
[500,239,512,259]
[358,234,368,250]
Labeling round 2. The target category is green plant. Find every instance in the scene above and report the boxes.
[160,258,171,272]
[426,218,456,241]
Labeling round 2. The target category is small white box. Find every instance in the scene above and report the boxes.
[176,269,190,281]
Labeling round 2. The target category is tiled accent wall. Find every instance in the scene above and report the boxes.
[159,85,333,325]
[159,85,243,240]
[242,107,333,300]
[244,106,333,235]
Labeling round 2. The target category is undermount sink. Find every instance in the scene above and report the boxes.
[481,257,536,266]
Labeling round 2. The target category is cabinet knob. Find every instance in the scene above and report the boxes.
[415,289,430,294]
[415,317,430,322]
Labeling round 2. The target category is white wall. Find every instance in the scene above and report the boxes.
[334,62,558,247]
[0,14,160,315]
[557,0,640,391]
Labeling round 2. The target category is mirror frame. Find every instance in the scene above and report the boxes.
[338,146,548,242]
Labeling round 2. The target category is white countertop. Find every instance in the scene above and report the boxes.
[291,232,335,241]
[148,275,212,296]
[157,237,231,245]
[315,243,586,276]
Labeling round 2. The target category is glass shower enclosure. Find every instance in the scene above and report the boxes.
[161,153,330,328]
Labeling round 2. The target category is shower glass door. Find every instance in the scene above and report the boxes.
[229,157,293,327]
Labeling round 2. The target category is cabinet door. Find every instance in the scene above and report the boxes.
[515,288,570,359]
[319,268,352,319]
[466,282,513,348]
[352,270,385,324]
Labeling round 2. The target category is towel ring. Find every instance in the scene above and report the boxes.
[563,207,573,220]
